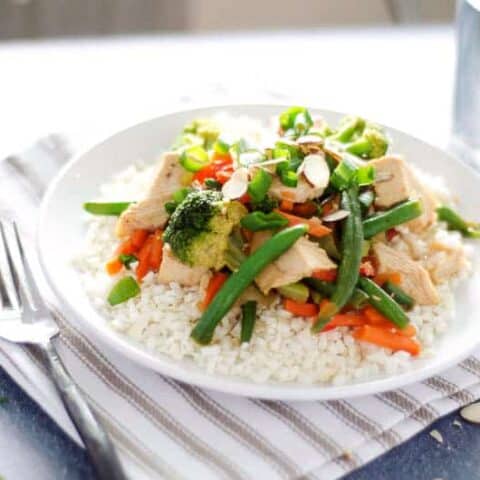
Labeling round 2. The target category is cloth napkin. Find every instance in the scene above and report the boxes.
[1,135,480,480]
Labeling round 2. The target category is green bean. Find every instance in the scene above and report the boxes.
[347,288,369,309]
[312,186,363,332]
[107,276,140,306]
[83,202,132,215]
[363,200,422,239]
[383,281,415,309]
[306,278,367,308]
[240,301,257,343]
[277,282,310,303]
[436,205,480,239]
[191,224,308,344]
[358,277,409,329]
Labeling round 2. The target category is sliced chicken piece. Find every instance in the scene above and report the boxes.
[373,242,439,305]
[157,243,208,286]
[116,152,183,238]
[425,239,468,284]
[370,155,438,232]
[250,232,337,294]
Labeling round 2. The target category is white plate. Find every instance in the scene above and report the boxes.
[37,105,480,400]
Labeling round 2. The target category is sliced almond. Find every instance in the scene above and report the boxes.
[429,429,443,444]
[322,209,350,222]
[460,402,480,424]
[302,154,330,189]
[221,167,249,200]
[297,135,324,146]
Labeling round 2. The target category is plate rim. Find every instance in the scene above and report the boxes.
[36,103,480,400]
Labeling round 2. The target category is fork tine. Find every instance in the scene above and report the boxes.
[3,221,41,314]
[0,221,21,311]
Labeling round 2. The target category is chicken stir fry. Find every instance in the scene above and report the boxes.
[84,107,480,354]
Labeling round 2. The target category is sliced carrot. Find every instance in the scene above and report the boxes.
[292,201,318,218]
[374,272,402,286]
[311,268,337,282]
[105,258,123,276]
[283,298,319,317]
[280,200,294,212]
[201,272,229,310]
[131,229,149,249]
[136,235,155,281]
[353,325,421,355]
[363,306,416,337]
[115,239,136,255]
[321,312,367,331]
[149,230,164,271]
[274,210,331,238]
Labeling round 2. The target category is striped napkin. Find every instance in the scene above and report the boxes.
[1,136,480,480]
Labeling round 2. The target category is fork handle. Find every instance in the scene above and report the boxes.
[42,340,128,480]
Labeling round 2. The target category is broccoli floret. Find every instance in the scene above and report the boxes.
[328,116,389,159]
[163,190,247,269]
[250,195,279,213]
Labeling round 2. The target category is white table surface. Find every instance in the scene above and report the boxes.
[0,25,457,480]
[0,25,454,159]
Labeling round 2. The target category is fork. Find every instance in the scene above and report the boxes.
[0,220,128,480]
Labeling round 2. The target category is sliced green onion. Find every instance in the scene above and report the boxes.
[277,282,310,303]
[118,254,137,269]
[363,199,423,239]
[180,145,210,172]
[436,206,480,239]
[214,135,231,154]
[330,157,358,190]
[240,211,288,231]
[107,276,140,306]
[383,281,415,309]
[83,202,131,216]
[240,301,257,343]
[247,169,272,202]
[294,111,313,136]
[279,106,309,131]
[356,165,376,186]
[280,170,298,187]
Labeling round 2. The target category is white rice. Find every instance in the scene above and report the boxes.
[73,116,471,386]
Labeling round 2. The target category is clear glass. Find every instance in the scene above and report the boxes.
[452,0,480,168]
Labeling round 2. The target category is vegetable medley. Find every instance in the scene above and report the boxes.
[84,107,480,355]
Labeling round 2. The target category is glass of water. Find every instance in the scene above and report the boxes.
[452,0,480,168]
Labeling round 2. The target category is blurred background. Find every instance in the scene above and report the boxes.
[0,0,455,39]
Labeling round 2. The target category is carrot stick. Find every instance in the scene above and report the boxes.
[149,230,164,271]
[115,239,136,255]
[283,298,319,317]
[311,268,337,282]
[280,200,294,212]
[321,312,368,331]
[131,229,149,249]
[136,235,154,281]
[374,272,402,286]
[274,210,331,238]
[105,258,123,276]
[353,325,421,355]
[363,306,416,337]
[201,272,229,310]
[292,201,318,218]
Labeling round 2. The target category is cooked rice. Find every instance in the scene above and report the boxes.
[73,115,471,386]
